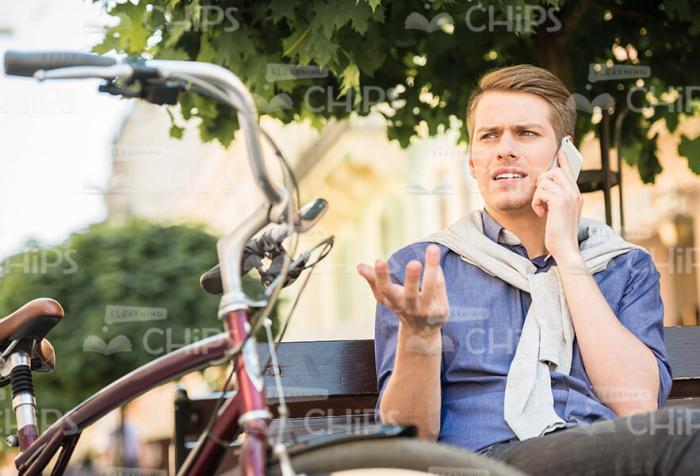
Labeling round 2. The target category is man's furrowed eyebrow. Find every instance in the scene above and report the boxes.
[475,126,501,134]
[475,123,545,134]
[514,123,545,130]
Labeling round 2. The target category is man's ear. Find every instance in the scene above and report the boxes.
[467,150,476,178]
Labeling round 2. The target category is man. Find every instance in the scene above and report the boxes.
[357,65,699,475]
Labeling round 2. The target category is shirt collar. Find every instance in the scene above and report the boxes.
[481,208,519,245]
[481,208,504,243]
[480,208,553,263]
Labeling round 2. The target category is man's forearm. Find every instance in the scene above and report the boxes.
[557,253,660,415]
[379,325,442,440]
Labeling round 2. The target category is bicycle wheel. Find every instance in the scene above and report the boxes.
[229,438,527,476]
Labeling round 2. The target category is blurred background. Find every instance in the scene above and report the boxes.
[1,0,699,473]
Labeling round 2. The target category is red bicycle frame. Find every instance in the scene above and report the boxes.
[14,309,269,476]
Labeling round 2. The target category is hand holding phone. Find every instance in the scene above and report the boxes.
[549,136,583,180]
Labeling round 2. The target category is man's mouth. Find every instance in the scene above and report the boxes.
[494,173,526,180]
[491,168,528,181]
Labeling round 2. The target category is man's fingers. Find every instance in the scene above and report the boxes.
[543,167,577,196]
[538,176,567,196]
[375,259,404,307]
[356,264,384,302]
[404,260,421,310]
[531,188,549,218]
[421,244,441,300]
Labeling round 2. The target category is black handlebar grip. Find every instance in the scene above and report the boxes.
[3,50,117,77]
[200,264,223,295]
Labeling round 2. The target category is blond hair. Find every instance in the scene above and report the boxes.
[466,65,576,141]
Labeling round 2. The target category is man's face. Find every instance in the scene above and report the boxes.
[468,91,560,213]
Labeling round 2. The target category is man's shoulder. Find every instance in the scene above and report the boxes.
[609,247,658,281]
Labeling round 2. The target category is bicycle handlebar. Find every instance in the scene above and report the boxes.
[4,51,117,77]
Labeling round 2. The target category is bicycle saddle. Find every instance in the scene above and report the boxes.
[0,298,63,342]
[0,298,63,373]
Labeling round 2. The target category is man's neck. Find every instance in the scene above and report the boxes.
[485,205,548,259]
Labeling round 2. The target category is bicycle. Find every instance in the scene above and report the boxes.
[1,50,525,476]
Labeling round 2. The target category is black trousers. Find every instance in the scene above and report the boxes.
[480,407,700,475]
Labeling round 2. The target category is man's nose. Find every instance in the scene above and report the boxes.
[496,133,520,161]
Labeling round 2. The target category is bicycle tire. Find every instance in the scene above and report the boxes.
[228,438,527,476]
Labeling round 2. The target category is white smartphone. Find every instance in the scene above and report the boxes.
[550,136,583,179]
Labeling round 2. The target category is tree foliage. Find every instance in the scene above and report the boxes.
[94,0,700,182]
[0,220,275,420]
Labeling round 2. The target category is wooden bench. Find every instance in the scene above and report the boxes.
[173,325,700,472]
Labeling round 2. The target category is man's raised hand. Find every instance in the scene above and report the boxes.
[357,244,449,337]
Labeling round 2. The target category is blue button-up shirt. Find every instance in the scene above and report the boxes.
[374,209,673,453]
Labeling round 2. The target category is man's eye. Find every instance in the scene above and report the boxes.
[520,130,538,136]
[480,133,496,140]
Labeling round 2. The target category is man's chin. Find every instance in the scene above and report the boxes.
[489,196,533,212]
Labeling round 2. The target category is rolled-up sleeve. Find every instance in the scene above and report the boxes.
[615,249,673,408]
[373,252,406,422]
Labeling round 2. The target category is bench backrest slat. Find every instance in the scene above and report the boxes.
[176,326,700,448]
[253,326,700,400]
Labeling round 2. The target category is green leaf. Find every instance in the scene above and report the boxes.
[339,64,360,97]
[110,2,152,55]
[679,133,700,173]
[169,123,185,139]
[638,134,662,184]
[211,30,257,70]
[282,27,312,60]
[196,34,216,63]
[361,0,382,13]
[270,0,300,23]
[166,108,185,139]
[164,21,190,49]
[328,0,374,35]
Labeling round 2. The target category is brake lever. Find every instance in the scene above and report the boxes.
[262,252,310,293]
[98,81,141,99]
[99,77,184,105]
[262,236,334,294]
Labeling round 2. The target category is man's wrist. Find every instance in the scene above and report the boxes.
[397,323,443,356]
[555,250,588,275]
